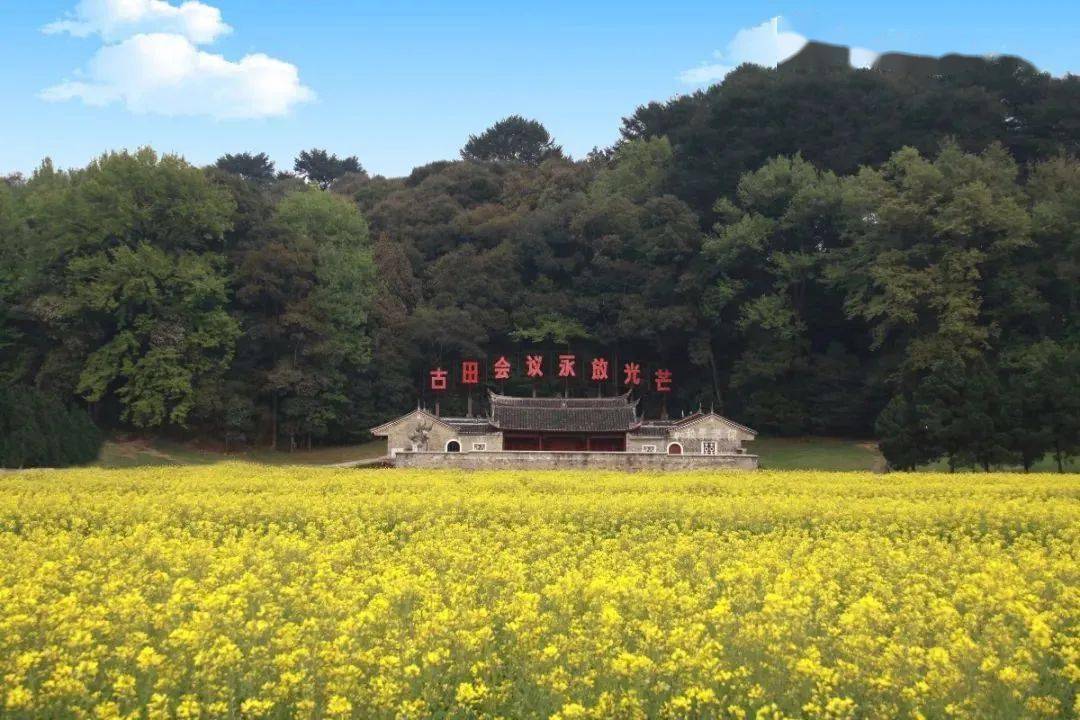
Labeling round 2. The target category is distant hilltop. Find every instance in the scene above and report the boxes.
[778,40,1038,79]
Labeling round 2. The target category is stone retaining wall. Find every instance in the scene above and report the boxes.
[391,450,758,471]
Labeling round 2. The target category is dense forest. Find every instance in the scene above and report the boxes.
[2,58,1079,470]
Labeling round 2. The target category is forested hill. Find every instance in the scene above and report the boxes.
[2,56,1079,470]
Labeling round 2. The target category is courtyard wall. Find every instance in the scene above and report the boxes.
[392,450,758,471]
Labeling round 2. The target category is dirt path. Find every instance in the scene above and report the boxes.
[106,439,182,463]
[858,442,887,473]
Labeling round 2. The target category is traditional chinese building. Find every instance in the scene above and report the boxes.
[371,392,758,470]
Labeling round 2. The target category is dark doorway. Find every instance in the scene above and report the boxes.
[504,434,541,451]
[543,435,587,451]
[588,436,626,452]
[668,442,683,455]
[446,440,461,452]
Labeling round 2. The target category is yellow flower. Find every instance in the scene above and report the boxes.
[455,681,488,706]
[136,646,164,670]
[175,694,200,719]
[553,702,589,720]
[240,698,275,718]
[325,695,353,718]
[94,701,123,719]
[5,686,32,710]
[0,466,1074,719]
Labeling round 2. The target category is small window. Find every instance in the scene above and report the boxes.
[702,441,717,455]
[446,440,461,453]
[640,444,657,453]
[667,442,683,455]
[472,442,487,452]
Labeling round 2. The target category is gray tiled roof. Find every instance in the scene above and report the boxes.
[488,392,639,432]
[441,417,497,434]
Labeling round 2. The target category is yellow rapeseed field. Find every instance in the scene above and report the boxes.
[0,466,1077,719]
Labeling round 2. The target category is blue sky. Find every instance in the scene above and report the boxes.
[2,1,1078,179]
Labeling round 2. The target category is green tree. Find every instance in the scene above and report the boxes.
[701,155,858,432]
[461,116,562,165]
[0,385,103,468]
[214,152,276,183]
[875,393,941,471]
[932,361,1014,471]
[259,190,376,447]
[623,58,1078,218]
[231,214,318,446]
[4,59,1080,453]
[878,358,1015,471]
[511,314,591,346]
[294,149,365,190]
[1001,341,1080,472]
[834,144,1030,370]
[71,243,239,427]
[21,149,238,428]
[0,179,30,383]
[591,137,673,202]
[1025,157,1080,336]
[1000,342,1057,471]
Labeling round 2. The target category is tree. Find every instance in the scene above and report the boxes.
[214,152,276,183]
[1044,344,1080,472]
[358,233,424,426]
[877,357,1014,471]
[700,155,856,432]
[1025,157,1080,336]
[293,149,365,189]
[1000,343,1056,471]
[511,314,591,346]
[833,144,1030,374]
[255,190,377,447]
[1002,341,1080,472]
[875,393,941,471]
[461,115,562,165]
[231,216,318,447]
[930,361,1014,472]
[71,243,240,427]
[590,137,673,202]
[20,149,238,428]
[0,180,30,384]
[622,59,1078,219]
[3,57,1080,453]
[0,385,103,468]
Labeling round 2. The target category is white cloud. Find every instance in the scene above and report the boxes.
[850,46,880,69]
[42,1,313,119]
[41,33,314,119]
[679,63,736,85]
[680,17,881,84]
[44,0,230,44]
[680,17,808,84]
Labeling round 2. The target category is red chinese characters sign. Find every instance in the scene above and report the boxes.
[425,355,671,393]
[525,354,544,378]
[493,356,511,380]
[591,358,609,382]
[461,360,479,385]
[557,354,576,378]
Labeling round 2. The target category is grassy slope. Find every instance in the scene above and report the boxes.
[96,437,388,468]
[749,437,1077,473]
[750,436,884,472]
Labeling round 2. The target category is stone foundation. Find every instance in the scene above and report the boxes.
[391,450,758,471]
